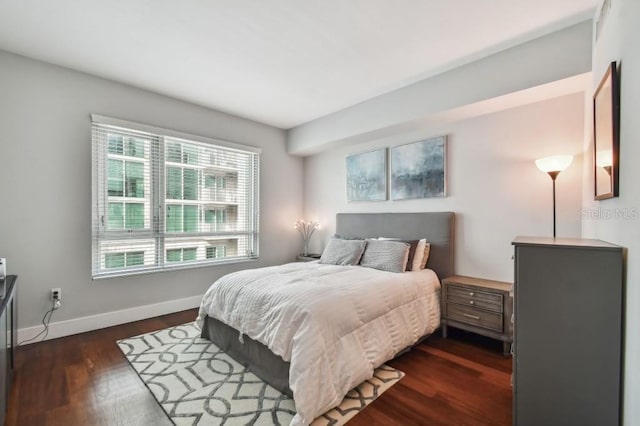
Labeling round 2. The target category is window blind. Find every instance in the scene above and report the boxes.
[91,115,260,278]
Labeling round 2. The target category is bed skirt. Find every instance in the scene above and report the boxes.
[200,315,293,396]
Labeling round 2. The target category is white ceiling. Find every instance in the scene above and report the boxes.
[0,1,596,129]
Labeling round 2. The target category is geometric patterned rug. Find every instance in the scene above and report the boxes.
[117,323,404,425]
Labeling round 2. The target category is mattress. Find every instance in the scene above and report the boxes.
[196,262,441,425]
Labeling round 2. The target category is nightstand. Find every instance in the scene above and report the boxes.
[296,254,321,262]
[441,275,513,356]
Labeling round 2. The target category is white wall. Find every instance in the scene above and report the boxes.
[582,1,640,424]
[0,50,303,336]
[304,93,584,282]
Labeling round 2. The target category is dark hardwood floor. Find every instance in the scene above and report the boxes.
[7,309,511,426]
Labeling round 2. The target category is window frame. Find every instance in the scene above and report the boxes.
[91,114,261,279]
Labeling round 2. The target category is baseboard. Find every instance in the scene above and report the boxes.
[17,294,203,345]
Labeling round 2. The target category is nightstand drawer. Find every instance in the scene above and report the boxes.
[446,285,503,313]
[446,303,503,333]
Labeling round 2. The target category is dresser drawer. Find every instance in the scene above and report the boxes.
[446,303,503,333]
[446,285,503,313]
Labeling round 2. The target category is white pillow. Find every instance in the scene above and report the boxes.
[421,242,431,269]
[412,239,426,271]
[412,239,432,270]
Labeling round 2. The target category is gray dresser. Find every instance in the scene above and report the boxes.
[512,237,623,426]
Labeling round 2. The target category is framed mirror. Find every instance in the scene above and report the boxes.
[593,61,620,200]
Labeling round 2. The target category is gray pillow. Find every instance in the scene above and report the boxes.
[360,240,410,273]
[377,238,420,271]
[319,238,367,266]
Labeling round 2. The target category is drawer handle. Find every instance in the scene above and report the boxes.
[469,300,474,305]
[463,313,480,320]
[469,292,475,296]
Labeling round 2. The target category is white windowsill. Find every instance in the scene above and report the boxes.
[92,256,259,280]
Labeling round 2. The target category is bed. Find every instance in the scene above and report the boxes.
[196,212,455,425]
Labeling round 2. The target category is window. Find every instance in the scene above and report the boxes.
[204,209,226,224]
[105,251,145,268]
[166,247,197,263]
[91,115,260,278]
[206,245,227,259]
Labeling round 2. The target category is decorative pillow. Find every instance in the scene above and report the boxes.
[360,240,410,273]
[411,239,426,271]
[319,238,367,266]
[378,238,420,271]
[420,242,431,269]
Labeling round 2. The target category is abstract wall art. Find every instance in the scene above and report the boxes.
[346,148,387,202]
[391,136,446,200]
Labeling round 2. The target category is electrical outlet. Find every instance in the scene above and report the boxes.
[51,288,62,302]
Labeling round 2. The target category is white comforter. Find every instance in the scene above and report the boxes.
[196,262,441,425]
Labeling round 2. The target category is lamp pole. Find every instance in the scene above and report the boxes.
[548,171,560,238]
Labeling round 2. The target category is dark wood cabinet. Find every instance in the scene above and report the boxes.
[512,238,622,426]
[0,275,17,426]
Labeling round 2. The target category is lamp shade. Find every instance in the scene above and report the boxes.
[596,149,613,168]
[535,155,573,173]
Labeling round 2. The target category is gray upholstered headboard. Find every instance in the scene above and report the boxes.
[335,212,455,280]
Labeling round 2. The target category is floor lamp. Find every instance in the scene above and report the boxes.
[535,155,573,238]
